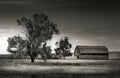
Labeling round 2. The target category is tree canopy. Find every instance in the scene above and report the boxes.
[17,13,60,62]
[55,37,72,59]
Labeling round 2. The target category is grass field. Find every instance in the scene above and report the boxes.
[0,59,120,78]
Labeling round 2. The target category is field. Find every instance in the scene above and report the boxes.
[0,59,120,78]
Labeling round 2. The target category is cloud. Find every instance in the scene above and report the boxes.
[0,29,9,33]
[0,29,23,38]
[0,0,29,5]
[0,0,119,7]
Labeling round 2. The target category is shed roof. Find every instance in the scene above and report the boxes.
[109,51,120,54]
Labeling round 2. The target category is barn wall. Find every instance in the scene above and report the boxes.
[79,55,108,59]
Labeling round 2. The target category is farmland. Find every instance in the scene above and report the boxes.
[0,59,120,78]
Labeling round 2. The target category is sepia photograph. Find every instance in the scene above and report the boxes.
[0,0,120,78]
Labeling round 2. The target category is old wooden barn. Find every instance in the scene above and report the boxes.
[74,46,109,59]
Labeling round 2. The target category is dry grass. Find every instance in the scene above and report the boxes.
[0,59,120,78]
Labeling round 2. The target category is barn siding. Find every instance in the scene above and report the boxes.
[80,55,108,59]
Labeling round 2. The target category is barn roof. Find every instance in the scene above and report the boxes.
[76,45,107,49]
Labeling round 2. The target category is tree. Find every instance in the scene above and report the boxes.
[54,47,63,59]
[17,13,59,62]
[39,42,52,61]
[7,36,28,58]
[44,45,52,59]
[55,37,72,59]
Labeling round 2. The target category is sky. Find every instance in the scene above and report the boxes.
[0,0,120,54]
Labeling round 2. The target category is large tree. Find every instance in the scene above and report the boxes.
[17,13,59,62]
[55,37,72,59]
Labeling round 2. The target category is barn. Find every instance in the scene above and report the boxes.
[74,45,109,59]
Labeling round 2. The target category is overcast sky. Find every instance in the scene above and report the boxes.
[0,0,120,54]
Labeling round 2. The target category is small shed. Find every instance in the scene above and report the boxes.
[0,54,14,59]
[109,51,120,60]
[74,45,109,59]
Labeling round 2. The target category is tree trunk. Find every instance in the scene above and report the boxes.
[77,56,80,59]
[43,54,47,62]
[31,57,35,63]
[28,50,35,63]
[63,56,65,59]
